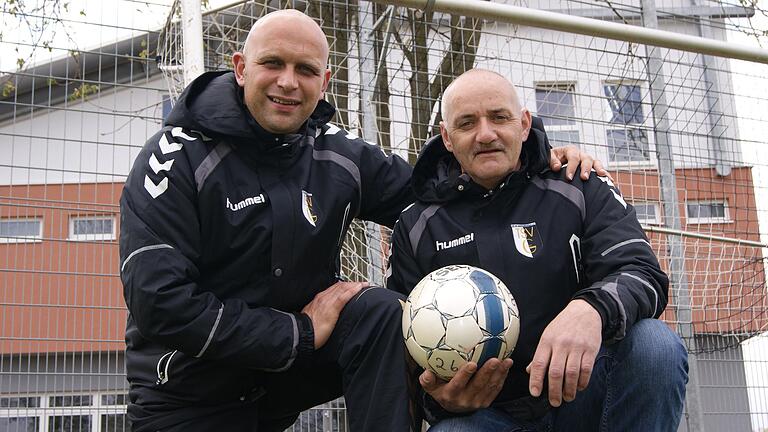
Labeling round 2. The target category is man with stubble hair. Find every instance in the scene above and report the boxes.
[120,11,607,432]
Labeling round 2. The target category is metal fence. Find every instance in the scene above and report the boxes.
[1,0,768,430]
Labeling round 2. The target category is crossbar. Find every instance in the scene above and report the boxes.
[376,0,768,64]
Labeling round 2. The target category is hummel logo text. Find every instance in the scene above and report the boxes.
[226,194,266,211]
[436,233,475,251]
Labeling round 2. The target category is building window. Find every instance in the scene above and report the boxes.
[546,130,580,147]
[100,414,129,432]
[0,397,40,408]
[0,416,40,431]
[0,218,43,243]
[100,394,129,432]
[49,415,91,432]
[48,395,92,432]
[69,216,115,241]
[686,201,729,224]
[0,393,129,432]
[0,396,42,432]
[631,201,661,225]
[50,395,92,407]
[603,83,650,163]
[535,83,580,148]
[100,395,126,406]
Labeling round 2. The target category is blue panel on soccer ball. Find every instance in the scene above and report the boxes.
[470,270,504,366]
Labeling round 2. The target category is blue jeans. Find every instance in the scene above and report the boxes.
[428,319,688,432]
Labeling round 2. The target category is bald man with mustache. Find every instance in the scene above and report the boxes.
[387,69,687,431]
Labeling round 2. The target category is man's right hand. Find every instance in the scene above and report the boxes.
[302,281,368,349]
[419,358,513,413]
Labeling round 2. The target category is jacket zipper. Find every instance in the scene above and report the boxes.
[155,350,178,385]
[333,203,352,280]
[336,202,351,251]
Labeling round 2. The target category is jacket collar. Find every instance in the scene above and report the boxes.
[166,70,337,166]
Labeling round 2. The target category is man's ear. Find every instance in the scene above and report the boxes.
[440,122,454,152]
[520,108,532,141]
[232,52,246,87]
[321,68,331,94]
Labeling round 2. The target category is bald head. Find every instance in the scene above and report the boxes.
[441,69,522,123]
[438,68,532,190]
[232,9,332,134]
[242,10,329,65]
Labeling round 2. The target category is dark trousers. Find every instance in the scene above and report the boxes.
[152,287,411,432]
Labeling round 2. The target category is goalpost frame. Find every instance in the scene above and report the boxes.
[377,0,768,64]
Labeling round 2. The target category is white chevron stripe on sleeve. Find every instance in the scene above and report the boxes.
[172,127,198,141]
[324,123,341,136]
[159,134,183,155]
[149,153,174,174]
[144,175,168,199]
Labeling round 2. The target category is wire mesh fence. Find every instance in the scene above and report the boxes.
[1,0,768,430]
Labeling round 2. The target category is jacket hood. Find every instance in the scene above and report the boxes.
[165,71,336,144]
[411,117,551,203]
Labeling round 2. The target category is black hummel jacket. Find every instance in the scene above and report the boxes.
[385,124,669,420]
[119,71,413,429]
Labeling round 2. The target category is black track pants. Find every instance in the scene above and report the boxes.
[149,287,411,432]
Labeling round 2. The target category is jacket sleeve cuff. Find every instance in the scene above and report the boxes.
[294,312,315,358]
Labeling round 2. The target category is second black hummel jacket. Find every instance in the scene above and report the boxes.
[119,71,414,429]
[385,123,669,418]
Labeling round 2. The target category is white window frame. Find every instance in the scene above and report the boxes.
[630,201,662,225]
[534,82,581,148]
[0,395,42,431]
[685,200,730,224]
[0,217,43,244]
[0,392,129,432]
[602,81,656,168]
[68,216,116,241]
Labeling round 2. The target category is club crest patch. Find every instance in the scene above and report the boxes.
[302,190,318,227]
[510,222,541,258]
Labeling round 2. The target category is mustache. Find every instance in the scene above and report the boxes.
[474,143,504,154]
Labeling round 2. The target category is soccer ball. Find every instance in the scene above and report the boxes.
[402,264,520,381]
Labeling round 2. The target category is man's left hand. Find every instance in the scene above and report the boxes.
[420,358,513,413]
[302,281,368,349]
[550,146,610,181]
[526,299,602,407]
